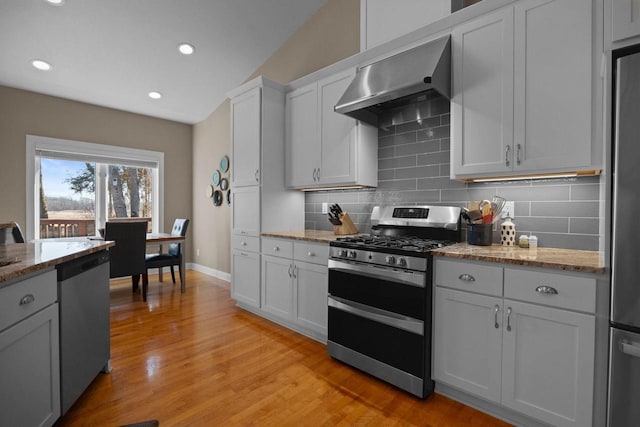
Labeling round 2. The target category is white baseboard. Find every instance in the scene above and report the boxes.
[187,262,231,283]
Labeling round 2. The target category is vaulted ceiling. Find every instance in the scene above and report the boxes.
[0,0,327,124]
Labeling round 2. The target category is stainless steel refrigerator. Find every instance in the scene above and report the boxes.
[609,47,640,427]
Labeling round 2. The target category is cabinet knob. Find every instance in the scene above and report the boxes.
[273,246,280,251]
[241,242,247,246]
[536,285,558,295]
[458,273,475,282]
[307,251,315,257]
[19,294,35,306]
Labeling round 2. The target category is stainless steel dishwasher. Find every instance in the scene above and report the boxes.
[56,250,111,415]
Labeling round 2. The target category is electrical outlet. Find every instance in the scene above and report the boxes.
[502,201,515,219]
[322,202,328,214]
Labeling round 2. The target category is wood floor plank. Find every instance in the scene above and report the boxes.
[54,271,512,427]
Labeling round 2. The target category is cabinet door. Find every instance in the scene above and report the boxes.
[0,303,60,427]
[451,7,514,177]
[286,84,319,188]
[610,0,640,43]
[513,0,592,172]
[433,287,503,403]
[231,249,260,308]
[231,87,261,187]
[231,186,260,236]
[293,261,328,337]
[318,70,358,185]
[261,255,293,320]
[501,300,595,427]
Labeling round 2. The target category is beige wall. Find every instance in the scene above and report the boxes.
[0,85,193,258]
[192,0,359,274]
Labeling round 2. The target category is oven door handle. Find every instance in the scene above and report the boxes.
[328,259,425,288]
[328,295,424,335]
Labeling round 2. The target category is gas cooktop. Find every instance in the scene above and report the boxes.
[332,235,456,253]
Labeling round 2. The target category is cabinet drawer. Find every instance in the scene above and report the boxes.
[434,258,503,297]
[262,238,293,258]
[232,234,260,253]
[504,268,596,313]
[0,270,57,332]
[294,242,329,265]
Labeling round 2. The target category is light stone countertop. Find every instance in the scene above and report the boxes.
[0,238,114,284]
[261,230,342,244]
[431,243,605,274]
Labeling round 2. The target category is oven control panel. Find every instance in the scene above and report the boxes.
[330,247,427,271]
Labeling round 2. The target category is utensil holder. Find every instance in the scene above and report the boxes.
[333,212,359,235]
[467,223,492,246]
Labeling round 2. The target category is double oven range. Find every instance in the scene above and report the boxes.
[327,205,461,398]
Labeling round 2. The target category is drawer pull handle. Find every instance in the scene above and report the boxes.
[458,274,475,282]
[494,305,500,329]
[19,294,35,306]
[536,285,558,295]
[288,265,293,278]
[273,246,279,251]
[293,265,298,279]
[621,341,640,358]
[506,307,512,332]
[307,252,315,257]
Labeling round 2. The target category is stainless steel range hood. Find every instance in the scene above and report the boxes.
[334,35,451,127]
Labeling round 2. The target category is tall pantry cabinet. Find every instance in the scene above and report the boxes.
[228,77,304,308]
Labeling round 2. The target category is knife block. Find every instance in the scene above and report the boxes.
[333,212,359,235]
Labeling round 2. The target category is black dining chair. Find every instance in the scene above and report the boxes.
[143,219,189,300]
[105,221,148,299]
[0,222,25,243]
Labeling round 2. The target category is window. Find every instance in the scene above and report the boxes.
[26,135,164,240]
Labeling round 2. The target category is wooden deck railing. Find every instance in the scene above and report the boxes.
[40,219,95,238]
[39,217,152,238]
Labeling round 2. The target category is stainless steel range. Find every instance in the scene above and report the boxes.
[327,205,461,398]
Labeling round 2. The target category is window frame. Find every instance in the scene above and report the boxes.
[26,135,164,240]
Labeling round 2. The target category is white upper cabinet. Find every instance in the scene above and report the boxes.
[286,84,319,188]
[451,7,514,176]
[360,0,450,50]
[286,69,377,190]
[512,0,592,172]
[608,0,640,45]
[451,0,596,180]
[230,87,261,187]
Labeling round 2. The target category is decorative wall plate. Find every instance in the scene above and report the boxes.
[206,185,214,198]
[220,155,229,173]
[213,190,223,206]
[220,177,229,191]
[211,170,221,186]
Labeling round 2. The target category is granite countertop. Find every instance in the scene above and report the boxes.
[261,230,353,244]
[432,243,605,274]
[0,238,115,283]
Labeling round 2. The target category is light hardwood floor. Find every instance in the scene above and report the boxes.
[54,270,511,427]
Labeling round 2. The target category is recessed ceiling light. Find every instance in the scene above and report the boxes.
[44,0,65,5]
[148,91,162,100]
[177,43,195,55]
[32,59,52,71]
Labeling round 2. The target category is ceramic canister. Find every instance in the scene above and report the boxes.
[501,217,516,246]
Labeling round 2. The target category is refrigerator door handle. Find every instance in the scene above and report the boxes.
[621,341,640,358]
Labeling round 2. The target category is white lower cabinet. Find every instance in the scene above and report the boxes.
[231,248,260,308]
[433,258,596,427]
[434,288,503,403]
[0,270,60,427]
[261,238,328,341]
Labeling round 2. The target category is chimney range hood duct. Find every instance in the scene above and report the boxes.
[334,35,451,127]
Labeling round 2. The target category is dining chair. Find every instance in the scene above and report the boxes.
[143,219,189,300]
[0,222,25,243]
[105,221,148,299]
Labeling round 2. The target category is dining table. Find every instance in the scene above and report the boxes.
[145,232,186,293]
